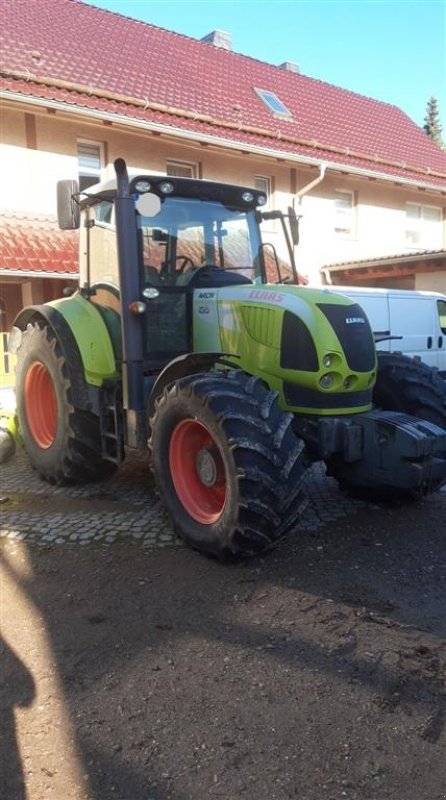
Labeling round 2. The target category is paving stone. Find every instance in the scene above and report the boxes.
[0,447,385,551]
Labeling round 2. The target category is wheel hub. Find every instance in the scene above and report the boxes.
[24,361,57,449]
[168,418,227,524]
[196,447,219,486]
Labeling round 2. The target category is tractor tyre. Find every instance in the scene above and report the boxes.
[15,322,116,484]
[149,369,308,559]
[373,352,446,430]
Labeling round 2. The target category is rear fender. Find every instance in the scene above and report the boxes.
[12,295,118,411]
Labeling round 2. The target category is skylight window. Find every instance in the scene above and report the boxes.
[254,88,292,118]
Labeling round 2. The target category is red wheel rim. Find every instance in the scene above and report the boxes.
[24,362,57,449]
[169,419,227,524]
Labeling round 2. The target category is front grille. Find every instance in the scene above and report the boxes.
[280,311,319,371]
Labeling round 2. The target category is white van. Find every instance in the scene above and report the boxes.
[319,287,446,376]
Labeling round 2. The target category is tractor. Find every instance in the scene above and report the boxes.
[10,159,446,558]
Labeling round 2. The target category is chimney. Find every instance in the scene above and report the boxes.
[201,30,232,50]
[279,61,300,74]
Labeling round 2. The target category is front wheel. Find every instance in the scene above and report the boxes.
[15,322,116,484]
[149,369,308,558]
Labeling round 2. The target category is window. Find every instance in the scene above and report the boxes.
[405,203,442,248]
[77,141,103,191]
[255,176,271,208]
[438,300,446,335]
[93,200,113,225]
[254,88,292,118]
[334,190,355,237]
[166,160,197,178]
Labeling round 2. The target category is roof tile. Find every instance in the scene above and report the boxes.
[0,211,79,274]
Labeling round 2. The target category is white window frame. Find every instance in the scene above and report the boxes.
[92,199,114,228]
[254,88,292,119]
[405,202,443,249]
[77,139,104,191]
[166,160,198,178]
[255,175,272,210]
[334,189,356,238]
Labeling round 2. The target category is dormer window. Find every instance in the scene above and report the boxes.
[254,88,292,118]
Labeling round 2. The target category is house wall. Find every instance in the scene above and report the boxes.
[416,271,446,292]
[0,277,77,330]
[0,281,22,331]
[297,176,446,277]
[1,103,445,289]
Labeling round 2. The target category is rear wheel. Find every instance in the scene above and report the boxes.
[15,322,116,484]
[373,352,446,430]
[149,369,308,558]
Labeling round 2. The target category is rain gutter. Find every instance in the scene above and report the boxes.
[2,85,446,194]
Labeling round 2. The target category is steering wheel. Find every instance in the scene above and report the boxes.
[176,256,195,273]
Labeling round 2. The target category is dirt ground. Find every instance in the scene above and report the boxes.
[1,489,446,800]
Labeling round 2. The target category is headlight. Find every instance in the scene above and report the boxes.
[322,354,333,368]
[159,181,174,194]
[319,374,333,389]
[134,180,151,193]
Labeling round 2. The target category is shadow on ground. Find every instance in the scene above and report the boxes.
[1,489,445,800]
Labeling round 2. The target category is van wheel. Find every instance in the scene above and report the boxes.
[373,352,446,430]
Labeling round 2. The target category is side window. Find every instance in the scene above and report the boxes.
[437,299,446,335]
[77,141,103,191]
[334,190,356,237]
[93,200,113,225]
[405,203,442,248]
[166,160,197,178]
[88,200,118,297]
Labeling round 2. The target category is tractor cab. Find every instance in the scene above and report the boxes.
[60,166,291,372]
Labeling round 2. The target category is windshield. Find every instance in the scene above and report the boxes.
[136,195,263,285]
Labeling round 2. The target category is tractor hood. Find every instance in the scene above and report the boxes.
[194,283,377,416]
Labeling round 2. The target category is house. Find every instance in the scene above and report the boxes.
[1,0,445,347]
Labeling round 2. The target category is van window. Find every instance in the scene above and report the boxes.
[438,300,446,335]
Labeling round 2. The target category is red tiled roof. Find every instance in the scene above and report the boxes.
[1,0,446,189]
[323,248,446,271]
[0,212,79,275]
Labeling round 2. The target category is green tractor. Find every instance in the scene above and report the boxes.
[10,159,446,558]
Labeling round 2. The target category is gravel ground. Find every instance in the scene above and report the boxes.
[1,448,446,800]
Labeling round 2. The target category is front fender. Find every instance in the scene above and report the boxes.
[148,352,236,417]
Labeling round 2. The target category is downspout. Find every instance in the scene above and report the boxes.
[295,163,327,200]
[320,266,333,285]
[292,163,327,283]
